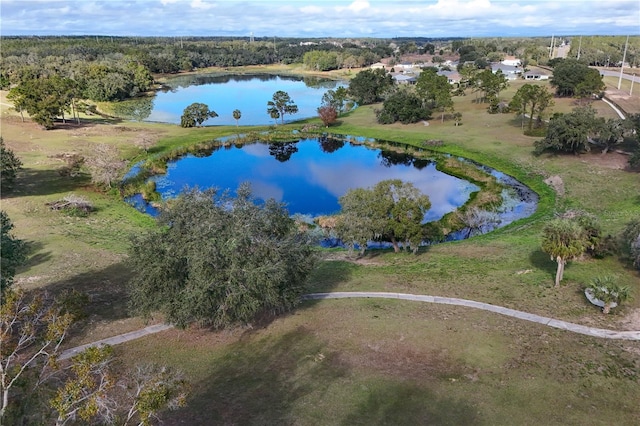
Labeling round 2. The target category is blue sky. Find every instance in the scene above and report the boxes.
[1,0,638,37]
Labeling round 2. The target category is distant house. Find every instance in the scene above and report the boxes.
[491,63,521,80]
[523,70,550,81]
[370,62,386,70]
[393,74,416,84]
[398,61,416,71]
[501,56,521,67]
[437,70,461,85]
[418,61,437,69]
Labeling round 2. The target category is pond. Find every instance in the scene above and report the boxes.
[111,74,346,126]
[126,136,538,242]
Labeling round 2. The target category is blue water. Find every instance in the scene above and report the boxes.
[131,138,480,222]
[137,74,345,126]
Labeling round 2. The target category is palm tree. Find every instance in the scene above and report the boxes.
[232,109,241,127]
[586,276,632,314]
[541,219,587,287]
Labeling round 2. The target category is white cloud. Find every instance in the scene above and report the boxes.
[190,0,215,10]
[347,0,370,12]
[0,0,638,37]
[300,5,323,14]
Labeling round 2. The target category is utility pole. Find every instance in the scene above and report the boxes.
[577,35,582,60]
[618,35,629,90]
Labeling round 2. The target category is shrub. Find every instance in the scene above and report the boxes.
[0,137,22,191]
[620,219,640,270]
[56,153,85,177]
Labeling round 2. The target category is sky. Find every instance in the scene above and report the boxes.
[1,0,638,38]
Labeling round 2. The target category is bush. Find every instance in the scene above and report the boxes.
[0,137,22,191]
[524,127,547,137]
[0,211,27,294]
[56,153,85,177]
[620,219,640,270]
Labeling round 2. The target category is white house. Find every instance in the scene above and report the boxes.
[491,63,521,80]
[393,74,417,84]
[370,62,386,70]
[501,56,521,67]
[437,70,461,85]
[398,61,416,70]
[523,71,550,81]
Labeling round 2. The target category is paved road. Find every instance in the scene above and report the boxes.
[59,291,640,359]
[598,69,640,82]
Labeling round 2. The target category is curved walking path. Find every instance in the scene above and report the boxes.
[59,292,640,359]
[302,292,640,341]
[601,97,626,119]
[59,323,173,360]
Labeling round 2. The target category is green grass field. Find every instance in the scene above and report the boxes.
[1,70,639,425]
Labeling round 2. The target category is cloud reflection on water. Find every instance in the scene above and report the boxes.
[150,139,478,222]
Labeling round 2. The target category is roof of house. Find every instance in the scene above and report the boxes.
[523,70,549,76]
[501,56,521,65]
[393,74,417,82]
[437,70,461,81]
[491,63,521,74]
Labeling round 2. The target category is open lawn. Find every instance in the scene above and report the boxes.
[1,69,639,425]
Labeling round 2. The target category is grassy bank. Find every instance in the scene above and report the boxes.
[1,68,639,425]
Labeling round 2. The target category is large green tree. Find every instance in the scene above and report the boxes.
[127,185,317,328]
[7,76,75,129]
[416,69,454,122]
[541,219,588,287]
[337,180,431,254]
[534,106,598,155]
[0,138,22,192]
[626,113,640,168]
[550,59,605,97]
[509,84,555,133]
[321,86,349,114]
[303,50,339,71]
[180,102,218,128]
[348,68,393,105]
[376,89,431,125]
[0,211,27,294]
[591,117,625,154]
[267,91,299,125]
[473,69,509,104]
